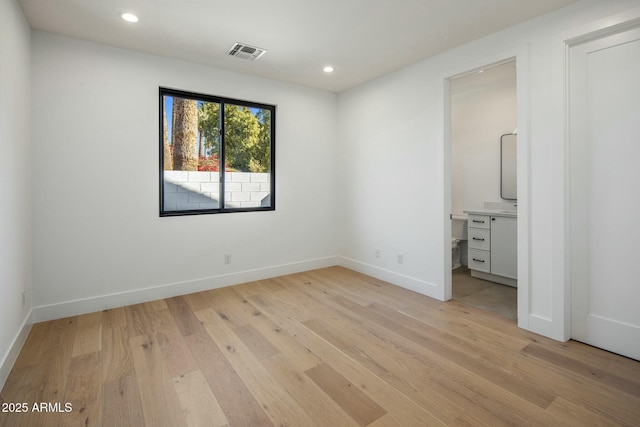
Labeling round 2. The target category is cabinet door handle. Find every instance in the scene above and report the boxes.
[472,237,485,241]
[472,220,485,223]
[472,258,485,263]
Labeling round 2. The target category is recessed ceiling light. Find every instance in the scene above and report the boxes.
[120,12,139,23]
[323,66,334,73]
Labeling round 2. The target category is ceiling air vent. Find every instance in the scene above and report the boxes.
[227,43,267,61]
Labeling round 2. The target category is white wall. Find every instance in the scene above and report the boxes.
[337,0,640,340]
[337,67,445,297]
[0,0,33,389]
[451,63,517,215]
[31,32,339,320]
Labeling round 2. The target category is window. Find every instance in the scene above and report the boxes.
[160,88,275,216]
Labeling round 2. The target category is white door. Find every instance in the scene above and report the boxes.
[569,26,640,360]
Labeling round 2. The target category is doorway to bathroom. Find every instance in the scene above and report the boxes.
[448,60,518,322]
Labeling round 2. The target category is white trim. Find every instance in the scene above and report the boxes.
[33,257,338,322]
[440,76,452,302]
[528,314,554,338]
[338,256,439,299]
[0,310,33,391]
[563,6,640,46]
[559,6,640,343]
[438,43,531,331]
[515,44,531,332]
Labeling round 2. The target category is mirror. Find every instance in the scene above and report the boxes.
[501,133,517,200]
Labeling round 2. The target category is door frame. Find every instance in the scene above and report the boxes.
[438,45,531,330]
[563,8,640,341]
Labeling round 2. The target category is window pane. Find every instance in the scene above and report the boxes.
[223,103,272,209]
[160,88,275,216]
[162,95,221,212]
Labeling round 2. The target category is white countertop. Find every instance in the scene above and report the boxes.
[464,209,517,218]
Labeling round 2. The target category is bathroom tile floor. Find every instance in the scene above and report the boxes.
[452,266,517,321]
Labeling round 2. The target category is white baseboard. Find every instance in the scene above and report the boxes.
[33,256,339,323]
[528,314,554,338]
[0,310,33,392]
[337,256,441,300]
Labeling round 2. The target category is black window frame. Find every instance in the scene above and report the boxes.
[159,87,276,217]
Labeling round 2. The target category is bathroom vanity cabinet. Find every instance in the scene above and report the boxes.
[466,211,517,287]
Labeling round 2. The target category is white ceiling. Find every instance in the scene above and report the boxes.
[18,0,578,93]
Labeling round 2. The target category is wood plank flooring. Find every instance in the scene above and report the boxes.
[1,266,639,426]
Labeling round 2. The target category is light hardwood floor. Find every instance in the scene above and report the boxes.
[1,266,639,426]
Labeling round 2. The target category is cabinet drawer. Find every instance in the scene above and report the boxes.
[468,214,490,229]
[468,249,491,273]
[468,228,490,250]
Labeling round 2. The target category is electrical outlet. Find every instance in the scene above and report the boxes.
[224,253,232,264]
[375,248,380,258]
[397,253,404,264]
